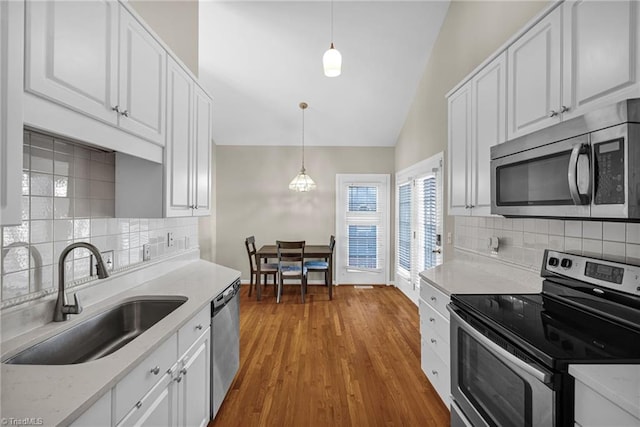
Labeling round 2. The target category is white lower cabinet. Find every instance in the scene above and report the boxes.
[70,392,111,427]
[177,328,211,427]
[419,279,451,407]
[117,369,177,427]
[574,378,640,427]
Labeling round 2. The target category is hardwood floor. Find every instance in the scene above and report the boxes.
[209,284,449,427]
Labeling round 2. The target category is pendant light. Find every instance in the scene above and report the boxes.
[323,0,341,77]
[289,102,316,192]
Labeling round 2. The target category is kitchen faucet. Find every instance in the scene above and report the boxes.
[54,242,110,322]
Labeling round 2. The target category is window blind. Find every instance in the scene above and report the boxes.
[398,183,412,274]
[345,184,384,271]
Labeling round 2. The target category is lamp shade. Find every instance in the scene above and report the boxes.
[323,43,342,77]
[289,168,317,192]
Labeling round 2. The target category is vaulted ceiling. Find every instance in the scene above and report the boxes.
[199,1,449,147]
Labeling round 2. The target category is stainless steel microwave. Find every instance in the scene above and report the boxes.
[491,99,640,220]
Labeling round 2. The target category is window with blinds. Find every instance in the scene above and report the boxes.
[346,185,381,270]
[395,153,443,298]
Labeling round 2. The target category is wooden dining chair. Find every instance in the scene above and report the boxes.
[245,236,278,297]
[304,235,335,300]
[276,240,307,303]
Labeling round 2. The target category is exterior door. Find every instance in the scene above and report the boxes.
[562,0,640,120]
[119,8,166,145]
[25,0,118,124]
[507,6,561,139]
[335,174,390,285]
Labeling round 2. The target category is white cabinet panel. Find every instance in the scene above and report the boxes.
[562,0,640,120]
[118,8,166,145]
[507,7,562,139]
[166,58,193,216]
[177,329,211,427]
[25,0,118,125]
[0,0,24,226]
[193,85,213,216]
[70,391,111,427]
[448,82,472,216]
[574,379,640,426]
[471,52,506,216]
[117,371,177,427]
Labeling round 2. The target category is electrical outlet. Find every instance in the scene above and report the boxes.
[143,244,151,261]
[167,232,174,247]
[91,250,114,276]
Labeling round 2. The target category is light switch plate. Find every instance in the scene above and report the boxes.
[143,244,151,261]
[167,232,174,247]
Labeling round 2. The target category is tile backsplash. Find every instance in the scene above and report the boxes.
[455,216,640,271]
[1,130,198,308]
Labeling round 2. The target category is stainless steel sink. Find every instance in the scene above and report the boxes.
[4,297,187,365]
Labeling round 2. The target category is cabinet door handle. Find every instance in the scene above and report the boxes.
[561,105,570,113]
[180,368,187,376]
[174,375,182,383]
[430,296,437,302]
[430,338,437,344]
[195,324,203,330]
[120,110,129,117]
[431,370,438,376]
[549,110,559,118]
[111,105,120,113]
[150,366,160,375]
[429,317,435,322]
[135,401,143,409]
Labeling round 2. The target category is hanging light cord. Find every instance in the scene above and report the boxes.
[330,0,334,44]
[301,105,305,171]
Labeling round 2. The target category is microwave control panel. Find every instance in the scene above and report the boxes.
[593,137,625,205]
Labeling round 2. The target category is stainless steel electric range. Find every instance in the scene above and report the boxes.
[448,250,640,426]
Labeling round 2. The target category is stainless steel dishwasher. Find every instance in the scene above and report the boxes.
[211,279,240,419]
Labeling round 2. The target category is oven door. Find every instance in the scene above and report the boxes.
[491,134,591,217]
[449,307,555,427]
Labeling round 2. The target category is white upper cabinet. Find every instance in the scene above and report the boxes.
[562,0,640,120]
[471,52,507,216]
[118,8,166,145]
[166,57,193,217]
[25,0,119,125]
[448,53,506,217]
[165,57,213,217]
[0,0,24,226]
[193,85,213,216]
[507,7,562,139]
[25,0,166,147]
[448,82,472,216]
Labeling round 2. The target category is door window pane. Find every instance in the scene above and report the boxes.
[348,186,377,212]
[348,225,377,268]
[398,184,411,272]
[422,177,437,269]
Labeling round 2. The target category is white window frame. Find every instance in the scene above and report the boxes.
[335,174,390,285]
[395,152,444,304]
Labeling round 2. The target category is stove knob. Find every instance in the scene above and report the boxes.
[548,257,559,267]
[561,258,572,269]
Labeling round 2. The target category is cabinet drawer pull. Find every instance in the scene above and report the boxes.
[135,401,142,409]
[430,338,437,344]
[120,110,129,117]
[430,296,437,302]
[431,370,438,376]
[180,368,187,376]
[150,366,160,375]
[561,105,570,113]
[111,105,120,113]
[549,110,559,118]
[429,317,435,322]
[174,375,182,383]
[195,324,203,330]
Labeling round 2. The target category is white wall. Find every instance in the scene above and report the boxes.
[215,145,394,281]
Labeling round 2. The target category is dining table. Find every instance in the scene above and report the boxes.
[255,244,334,301]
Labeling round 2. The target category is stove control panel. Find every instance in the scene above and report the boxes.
[543,250,640,296]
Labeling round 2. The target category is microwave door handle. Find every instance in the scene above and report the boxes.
[568,143,591,205]
[448,307,552,384]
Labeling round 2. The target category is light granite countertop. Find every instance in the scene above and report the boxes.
[0,256,240,426]
[569,364,640,420]
[419,250,543,296]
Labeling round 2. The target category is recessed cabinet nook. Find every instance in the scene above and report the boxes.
[447,0,640,217]
[11,0,213,220]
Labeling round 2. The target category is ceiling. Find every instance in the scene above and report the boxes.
[198,1,450,147]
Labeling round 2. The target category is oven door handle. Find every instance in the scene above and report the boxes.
[449,308,553,384]
[568,143,591,205]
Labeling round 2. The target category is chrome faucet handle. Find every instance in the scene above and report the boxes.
[63,293,83,315]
